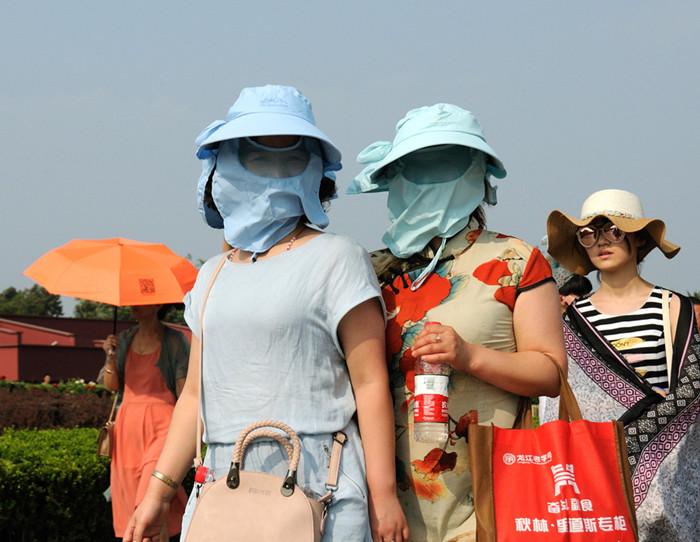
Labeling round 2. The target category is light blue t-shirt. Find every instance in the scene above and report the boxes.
[184,232,382,443]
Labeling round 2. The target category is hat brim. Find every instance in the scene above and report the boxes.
[198,112,341,165]
[546,210,680,275]
[363,130,505,189]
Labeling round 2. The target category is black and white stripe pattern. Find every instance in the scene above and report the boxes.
[575,287,669,390]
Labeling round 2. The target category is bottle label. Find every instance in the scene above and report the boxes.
[414,374,449,423]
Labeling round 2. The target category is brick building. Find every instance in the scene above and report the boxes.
[0,315,191,383]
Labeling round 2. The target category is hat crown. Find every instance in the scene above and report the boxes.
[227,85,316,126]
[393,103,485,147]
[580,189,645,220]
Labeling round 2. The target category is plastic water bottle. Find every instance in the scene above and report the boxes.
[414,321,450,444]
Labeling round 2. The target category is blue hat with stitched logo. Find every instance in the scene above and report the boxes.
[196,85,341,167]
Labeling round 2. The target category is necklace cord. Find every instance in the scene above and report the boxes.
[228,225,305,261]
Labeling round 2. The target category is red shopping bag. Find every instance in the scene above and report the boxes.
[468,363,637,541]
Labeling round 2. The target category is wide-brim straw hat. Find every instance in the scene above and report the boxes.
[547,189,680,275]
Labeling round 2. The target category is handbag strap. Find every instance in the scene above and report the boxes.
[550,357,583,422]
[106,392,118,424]
[192,252,346,494]
[194,252,231,467]
[661,289,674,386]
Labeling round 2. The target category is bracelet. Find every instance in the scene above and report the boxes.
[104,367,113,375]
[152,470,179,489]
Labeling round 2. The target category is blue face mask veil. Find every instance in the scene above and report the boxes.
[201,137,327,261]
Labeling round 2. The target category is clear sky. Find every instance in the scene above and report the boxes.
[3,2,699,314]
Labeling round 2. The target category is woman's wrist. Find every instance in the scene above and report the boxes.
[145,477,178,503]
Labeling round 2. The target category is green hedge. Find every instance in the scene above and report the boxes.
[0,427,113,541]
[0,428,197,541]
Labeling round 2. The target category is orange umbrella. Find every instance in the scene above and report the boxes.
[24,238,199,331]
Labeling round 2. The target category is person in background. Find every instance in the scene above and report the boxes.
[557,273,593,311]
[124,85,408,542]
[348,103,567,541]
[544,188,700,541]
[102,304,190,541]
[42,373,51,384]
[542,237,593,313]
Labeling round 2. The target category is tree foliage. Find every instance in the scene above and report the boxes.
[0,285,63,317]
[72,300,131,321]
[72,300,185,325]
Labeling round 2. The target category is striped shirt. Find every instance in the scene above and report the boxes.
[575,287,670,391]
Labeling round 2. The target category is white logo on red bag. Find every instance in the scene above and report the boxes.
[551,464,580,496]
[501,451,552,465]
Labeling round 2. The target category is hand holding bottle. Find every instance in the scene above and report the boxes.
[413,322,450,444]
[411,322,472,372]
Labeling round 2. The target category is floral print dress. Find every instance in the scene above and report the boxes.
[371,223,552,542]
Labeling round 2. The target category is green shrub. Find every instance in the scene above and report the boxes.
[0,427,197,541]
[0,427,112,541]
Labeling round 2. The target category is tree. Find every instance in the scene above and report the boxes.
[72,301,185,325]
[0,285,63,317]
[73,300,131,321]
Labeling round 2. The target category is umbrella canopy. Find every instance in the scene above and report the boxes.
[24,238,199,307]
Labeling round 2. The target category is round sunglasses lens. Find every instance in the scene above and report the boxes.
[603,225,625,243]
[576,228,597,247]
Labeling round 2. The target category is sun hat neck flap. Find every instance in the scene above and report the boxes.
[546,189,680,275]
[347,103,505,195]
[195,85,341,168]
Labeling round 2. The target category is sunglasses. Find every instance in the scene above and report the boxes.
[576,223,626,248]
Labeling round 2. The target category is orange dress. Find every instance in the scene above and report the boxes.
[111,346,187,537]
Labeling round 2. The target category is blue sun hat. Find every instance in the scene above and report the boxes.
[347,103,506,194]
[195,85,341,230]
[196,85,341,165]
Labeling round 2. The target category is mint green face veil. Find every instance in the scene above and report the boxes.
[381,145,489,290]
[383,145,488,258]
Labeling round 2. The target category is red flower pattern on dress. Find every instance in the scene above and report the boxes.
[412,448,458,481]
[473,256,520,311]
[453,410,479,441]
[382,272,452,393]
[385,317,404,363]
[412,476,447,502]
[383,273,452,328]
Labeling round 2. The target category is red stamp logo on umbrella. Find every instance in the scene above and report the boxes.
[139,278,156,295]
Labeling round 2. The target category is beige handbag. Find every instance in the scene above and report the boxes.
[184,420,345,541]
[183,252,346,541]
[96,393,117,458]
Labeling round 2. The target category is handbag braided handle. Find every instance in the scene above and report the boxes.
[233,420,301,468]
[239,428,295,465]
[227,420,302,496]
